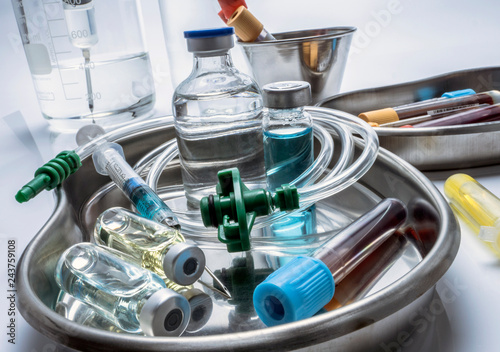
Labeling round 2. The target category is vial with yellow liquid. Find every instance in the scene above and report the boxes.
[93,207,206,286]
[444,173,500,257]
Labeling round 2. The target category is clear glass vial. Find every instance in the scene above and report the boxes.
[54,242,191,336]
[173,27,266,208]
[54,290,129,334]
[93,207,206,286]
[262,81,316,240]
[262,81,314,189]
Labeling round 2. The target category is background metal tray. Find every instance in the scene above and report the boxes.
[17,119,459,351]
[318,66,500,171]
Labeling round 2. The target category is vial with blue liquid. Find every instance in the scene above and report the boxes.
[262,81,316,239]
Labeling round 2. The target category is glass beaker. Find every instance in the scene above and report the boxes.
[11,0,155,131]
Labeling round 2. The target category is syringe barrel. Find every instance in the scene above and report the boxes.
[92,142,179,228]
[62,0,98,49]
[312,198,408,282]
[92,142,135,188]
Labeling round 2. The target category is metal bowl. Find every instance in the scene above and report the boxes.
[238,27,356,103]
[318,66,500,170]
[17,117,459,351]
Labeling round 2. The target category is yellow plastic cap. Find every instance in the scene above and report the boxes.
[227,6,263,42]
[358,108,399,124]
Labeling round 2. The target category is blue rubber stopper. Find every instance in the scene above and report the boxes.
[184,27,234,38]
[441,88,476,98]
[253,256,335,327]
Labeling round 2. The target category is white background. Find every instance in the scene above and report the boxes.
[1,0,500,351]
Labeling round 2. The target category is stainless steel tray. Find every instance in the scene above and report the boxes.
[318,66,500,171]
[17,118,459,351]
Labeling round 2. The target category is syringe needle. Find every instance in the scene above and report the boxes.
[82,49,95,119]
[200,266,232,299]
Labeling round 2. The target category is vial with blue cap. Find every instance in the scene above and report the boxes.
[253,198,408,326]
[173,27,266,208]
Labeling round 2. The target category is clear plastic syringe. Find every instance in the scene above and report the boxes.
[62,0,98,115]
[92,142,180,229]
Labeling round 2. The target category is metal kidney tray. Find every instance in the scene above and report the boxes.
[17,121,459,351]
[318,66,500,171]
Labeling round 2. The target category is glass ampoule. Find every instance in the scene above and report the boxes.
[55,242,191,336]
[253,198,408,326]
[93,207,206,287]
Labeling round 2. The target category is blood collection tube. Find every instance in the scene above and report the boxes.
[225,5,276,42]
[253,198,408,326]
[217,0,247,23]
[322,234,408,311]
[358,90,500,125]
[412,103,500,127]
[444,174,500,258]
[380,103,488,128]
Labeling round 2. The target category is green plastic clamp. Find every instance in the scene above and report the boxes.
[15,150,82,203]
[200,168,300,252]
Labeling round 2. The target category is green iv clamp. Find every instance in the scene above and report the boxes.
[200,168,300,252]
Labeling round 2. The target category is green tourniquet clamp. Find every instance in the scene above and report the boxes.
[15,151,82,203]
[200,168,300,252]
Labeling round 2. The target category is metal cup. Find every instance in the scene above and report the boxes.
[238,27,356,103]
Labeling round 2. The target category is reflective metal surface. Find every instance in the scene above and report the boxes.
[318,66,500,170]
[239,27,356,103]
[17,118,459,351]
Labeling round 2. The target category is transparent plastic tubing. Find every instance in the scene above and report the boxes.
[74,116,175,160]
[144,121,337,228]
[75,108,378,236]
[144,107,378,235]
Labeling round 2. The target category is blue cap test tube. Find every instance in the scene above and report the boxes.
[253,198,408,326]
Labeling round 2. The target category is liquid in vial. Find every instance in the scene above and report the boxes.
[173,27,266,207]
[93,207,205,286]
[55,242,191,336]
[264,126,314,189]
